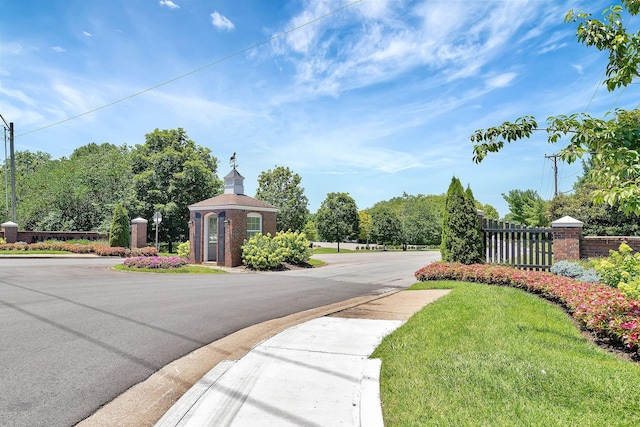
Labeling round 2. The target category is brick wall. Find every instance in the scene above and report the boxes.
[581,236,640,258]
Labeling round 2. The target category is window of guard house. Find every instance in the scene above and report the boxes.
[247,213,262,239]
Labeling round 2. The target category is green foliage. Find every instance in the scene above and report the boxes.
[358,210,372,242]
[109,204,130,248]
[566,3,640,91]
[367,193,444,246]
[440,177,483,264]
[177,241,190,258]
[302,220,317,242]
[550,260,599,283]
[241,233,284,270]
[548,173,640,236]
[255,166,310,232]
[3,145,134,232]
[315,192,359,251]
[479,203,499,220]
[369,205,403,247]
[273,230,312,264]
[502,189,549,227]
[131,128,222,252]
[472,2,640,215]
[593,243,640,298]
[0,237,5,244]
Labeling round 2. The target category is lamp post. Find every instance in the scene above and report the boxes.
[153,211,162,250]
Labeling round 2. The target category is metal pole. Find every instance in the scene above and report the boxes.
[155,222,159,251]
[4,127,8,216]
[9,122,16,221]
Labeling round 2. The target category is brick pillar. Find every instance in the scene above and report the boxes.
[552,216,583,261]
[131,217,148,249]
[1,221,18,243]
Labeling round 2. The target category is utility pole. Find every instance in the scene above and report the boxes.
[0,114,16,221]
[545,154,560,197]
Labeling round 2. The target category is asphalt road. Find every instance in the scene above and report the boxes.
[0,251,439,426]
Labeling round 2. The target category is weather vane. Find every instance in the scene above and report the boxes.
[230,152,237,170]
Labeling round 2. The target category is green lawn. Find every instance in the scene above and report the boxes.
[112,264,227,274]
[312,247,355,254]
[372,281,640,427]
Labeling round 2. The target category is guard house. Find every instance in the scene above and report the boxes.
[188,167,278,267]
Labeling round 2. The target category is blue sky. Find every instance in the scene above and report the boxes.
[2,0,639,217]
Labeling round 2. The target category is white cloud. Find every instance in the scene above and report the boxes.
[52,46,66,53]
[268,1,544,100]
[486,72,517,89]
[159,0,179,10]
[572,64,584,74]
[0,87,36,106]
[83,31,92,37]
[211,11,235,31]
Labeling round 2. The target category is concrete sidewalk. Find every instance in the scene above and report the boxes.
[155,290,450,427]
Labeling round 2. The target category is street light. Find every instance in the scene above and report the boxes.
[153,211,162,250]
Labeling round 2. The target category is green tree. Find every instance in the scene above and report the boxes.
[109,203,130,247]
[358,210,372,243]
[472,3,640,215]
[131,128,222,252]
[368,193,443,246]
[369,205,403,249]
[255,166,309,232]
[502,189,549,227]
[480,204,499,220]
[315,192,359,252]
[440,177,483,264]
[303,219,317,242]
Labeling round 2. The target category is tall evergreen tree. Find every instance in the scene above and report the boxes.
[109,203,130,248]
[440,177,483,264]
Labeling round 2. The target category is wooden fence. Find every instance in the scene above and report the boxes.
[482,218,553,270]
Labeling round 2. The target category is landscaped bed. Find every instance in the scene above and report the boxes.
[0,241,158,257]
[113,256,227,274]
[373,266,640,426]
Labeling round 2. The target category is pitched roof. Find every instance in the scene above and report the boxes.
[189,193,278,212]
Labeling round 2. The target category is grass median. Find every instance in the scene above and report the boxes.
[372,280,640,427]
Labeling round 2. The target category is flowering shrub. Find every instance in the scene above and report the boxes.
[593,243,640,299]
[177,241,190,258]
[273,230,312,264]
[241,233,285,270]
[415,262,640,351]
[123,256,188,269]
[0,241,158,257]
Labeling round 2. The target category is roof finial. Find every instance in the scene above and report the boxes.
[230,152,237,170]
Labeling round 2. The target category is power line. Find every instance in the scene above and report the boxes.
[17,0,364,138]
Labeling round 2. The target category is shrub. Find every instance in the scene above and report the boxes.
[415,262,640,351]
[177,241,190,258]
[242,233,284,270]
[273,230,312,264]
[593,243,640,299]
[0,237,5,245]
[109,203,130,248]
[440,177,483,264]
[551,260,599,283]
[123,256,188,269]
